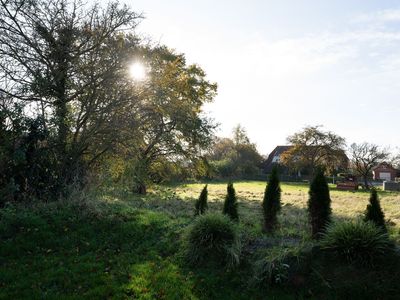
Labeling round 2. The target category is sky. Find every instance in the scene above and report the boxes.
[116,0,400,155]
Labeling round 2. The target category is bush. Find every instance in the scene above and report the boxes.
[364,188,386,232]
[320,221,394,266]
[223,182,239,221]
[194,185,208,216]
[252,250,291,287]
[262,166,281,232]
[308,169,331,238]
[185,213,241,267]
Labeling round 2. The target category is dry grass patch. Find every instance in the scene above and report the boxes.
[174,181,400,241]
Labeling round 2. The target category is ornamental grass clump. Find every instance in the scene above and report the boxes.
[186,213,241,267]
[320,220,393,267]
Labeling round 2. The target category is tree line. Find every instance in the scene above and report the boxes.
[280,125,399,188]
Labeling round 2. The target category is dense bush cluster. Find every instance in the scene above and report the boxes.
[206,126,264,179]
[0,110,62,204]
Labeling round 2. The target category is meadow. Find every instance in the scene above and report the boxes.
[1,181,399,299]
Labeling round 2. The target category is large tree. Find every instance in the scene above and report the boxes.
[119,46,217,193]
[281,125,347,175]
[0,0,142,192]
[349,143,389,189]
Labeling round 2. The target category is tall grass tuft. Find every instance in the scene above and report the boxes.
[185,213,241,267]
[320,220,394,266]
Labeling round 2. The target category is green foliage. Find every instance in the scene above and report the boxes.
[252,250,292,287]
[186,213,241,267]
[0,199,195,299]
[282,125,347,175]
[0,0,218,200]
[364,189,386,232]
[207,127,263,179]
[262,167,281,232]
[0,111,60,204]
[195,185,208,215]
[1,182,399,299]
[223,182,239,221]
[308,169,331,238]
[121,46,218,191]
[320,221,394,266]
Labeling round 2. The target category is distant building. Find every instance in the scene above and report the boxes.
[263,145,349,175]
[263,145,293,174]
[372,162,398,181]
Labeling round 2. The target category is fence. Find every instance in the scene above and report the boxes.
[383,181,400,191]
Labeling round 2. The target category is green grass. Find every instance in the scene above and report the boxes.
[1,181,399,299]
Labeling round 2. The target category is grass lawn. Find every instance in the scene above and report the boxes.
[1,181,399,299]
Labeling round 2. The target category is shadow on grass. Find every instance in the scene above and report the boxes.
[0,200,194,299]
[2,184,392,299]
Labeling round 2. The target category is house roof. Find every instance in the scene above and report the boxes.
[372,162,397,172]
[263,145,293,172]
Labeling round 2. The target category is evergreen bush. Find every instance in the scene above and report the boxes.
[185,213,241,267]
[262,166,281,232]
[195,185,208,215]
[308,169,331,238]
[364,188,386,232]
[223,182,239,221]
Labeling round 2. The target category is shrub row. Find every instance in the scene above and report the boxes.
[187,169,392,269]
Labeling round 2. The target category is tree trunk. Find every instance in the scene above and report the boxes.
[363,176,370,190]
[133,182,147,195]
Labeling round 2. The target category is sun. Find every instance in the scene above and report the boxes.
[129,62,146,81]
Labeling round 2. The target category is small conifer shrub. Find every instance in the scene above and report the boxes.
[262,166,281,232]
[364,188,386,232]
[195,185,208,216]
[223,182,239,221]
[186,213,241,267]
[308,169,331,238]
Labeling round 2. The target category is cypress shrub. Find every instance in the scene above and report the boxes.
[364,188,386,232]
[262,166,281,232]
[223,182,239,221]
[308,169,331,239]
[195,185,208,216]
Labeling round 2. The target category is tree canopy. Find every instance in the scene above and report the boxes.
[206,125,263,178]
[0,0,217,200]
[281,125,347,175]
[349,143,389,189]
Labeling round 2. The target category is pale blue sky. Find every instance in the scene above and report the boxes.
[118,0,400,155]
